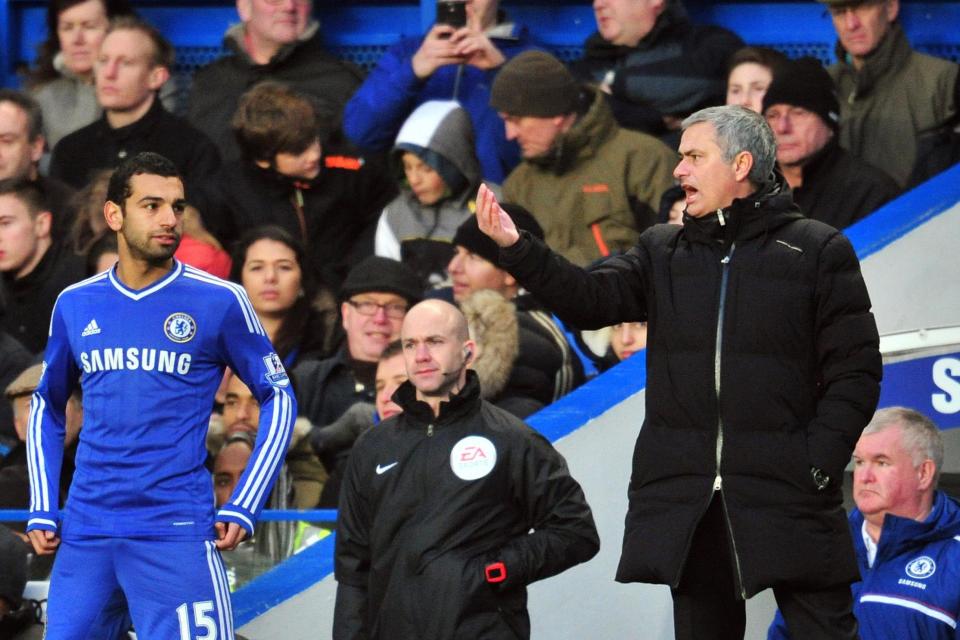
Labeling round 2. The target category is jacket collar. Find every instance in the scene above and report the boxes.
[681,171,803,247]
[243,156,323,194]
[794,138,842,192]
[834,22,912,98]
[100,96,165,139]
[225,20,320,67]
[486,12,525,42]
[393,370,482,427]
[852,491,960,562]
[2,240,61,293]
[530,88,617,174]
[583,0,689,58]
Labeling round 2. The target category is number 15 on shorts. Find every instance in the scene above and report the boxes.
[178,600,218,640]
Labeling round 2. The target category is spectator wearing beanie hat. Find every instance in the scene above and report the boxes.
[446,205,584,415]
[763,57,899,230]
[292,256,423,506]
[491,51,676,267]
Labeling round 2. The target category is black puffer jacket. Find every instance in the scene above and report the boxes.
[334,372,599,639]
[501,178,882,597]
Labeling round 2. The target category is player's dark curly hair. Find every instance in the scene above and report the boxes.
[106,152,180,208]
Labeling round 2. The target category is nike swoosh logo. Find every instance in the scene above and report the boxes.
[376,462,399,475]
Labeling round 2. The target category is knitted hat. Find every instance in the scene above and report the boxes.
[340,256,424,304]
[762,57,840,133]
[453,204,544,265]
[490,51,581,117]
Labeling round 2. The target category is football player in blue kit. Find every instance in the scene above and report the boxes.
[26,152,296,639]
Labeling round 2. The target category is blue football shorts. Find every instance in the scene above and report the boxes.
[44,537,234,639]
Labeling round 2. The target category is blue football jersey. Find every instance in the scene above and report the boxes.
[26,260,296,540]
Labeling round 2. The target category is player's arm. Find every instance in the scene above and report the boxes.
[487,431,599,590]
[213,290,296,544]
[333,432,373,640]
[27,300,79,553]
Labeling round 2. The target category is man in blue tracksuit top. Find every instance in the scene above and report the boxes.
[770,407,960,639]
[26,152,296,639]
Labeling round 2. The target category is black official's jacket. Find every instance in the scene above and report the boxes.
[501,175,882,597]
[333,372,599,640]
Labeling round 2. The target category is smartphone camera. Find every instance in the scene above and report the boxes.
[436,0,468,30]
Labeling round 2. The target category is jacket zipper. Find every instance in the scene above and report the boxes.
[712,241,746,598]
[427,423,434,437]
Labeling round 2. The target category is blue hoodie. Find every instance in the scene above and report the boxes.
[342,19,538,184]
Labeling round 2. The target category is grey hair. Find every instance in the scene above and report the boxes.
[681,105,776,186]
[863,407,944,486]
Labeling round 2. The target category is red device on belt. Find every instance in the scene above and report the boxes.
[485,561,507,584]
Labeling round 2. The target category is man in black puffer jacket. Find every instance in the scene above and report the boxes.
[477,105,882,640]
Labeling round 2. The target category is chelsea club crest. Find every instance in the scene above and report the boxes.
[905,556,936,580]
[164,313,197,343]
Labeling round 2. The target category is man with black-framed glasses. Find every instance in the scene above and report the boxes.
[293,256,424,507]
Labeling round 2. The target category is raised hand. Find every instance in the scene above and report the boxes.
[451,28,506,71]
[476,184,520,248]
[411,25,466,79]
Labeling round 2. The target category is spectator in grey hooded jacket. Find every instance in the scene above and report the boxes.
[375,100,497,288]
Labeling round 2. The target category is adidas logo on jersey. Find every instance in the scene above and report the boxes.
[81,319,101,337]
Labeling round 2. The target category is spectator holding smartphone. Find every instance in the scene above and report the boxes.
[343,0,539,184]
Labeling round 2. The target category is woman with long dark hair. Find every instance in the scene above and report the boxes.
[230,225,339,368]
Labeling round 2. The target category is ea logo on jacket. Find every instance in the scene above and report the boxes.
[905,556,936,580]
[450,436,497,481]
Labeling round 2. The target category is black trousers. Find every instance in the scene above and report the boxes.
[671,494,858,640]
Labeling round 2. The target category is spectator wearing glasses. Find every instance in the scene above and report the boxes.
[293,256,423,506]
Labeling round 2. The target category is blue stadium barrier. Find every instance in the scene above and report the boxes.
[0,508,339,522]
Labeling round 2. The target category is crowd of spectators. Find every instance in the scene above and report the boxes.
[1,0,959,623]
